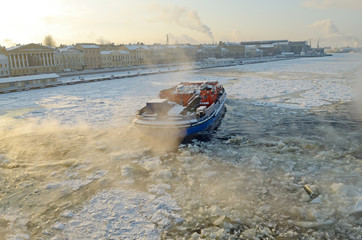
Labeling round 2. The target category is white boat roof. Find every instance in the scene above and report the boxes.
[168,105,184,116]
[147,99,168,104]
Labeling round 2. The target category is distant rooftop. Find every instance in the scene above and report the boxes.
[259,44,274,48]
[6,43,55,51]
[200,44,218,49]
[241,40,289,45]
[101,50,130,55]
[122,45,149,50]
[224,42,243,46]
[58,47,82,53]
[80,44,100,49]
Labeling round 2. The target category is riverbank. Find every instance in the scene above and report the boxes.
[0,55,316,94]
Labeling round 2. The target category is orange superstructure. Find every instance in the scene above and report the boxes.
[159,81,223,108]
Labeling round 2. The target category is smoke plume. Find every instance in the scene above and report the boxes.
[96,36,112,45]
[309,19,362,47]
[149,3,214,43]
[309,19,340,36]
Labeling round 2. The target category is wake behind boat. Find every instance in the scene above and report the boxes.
[133,80,226,139]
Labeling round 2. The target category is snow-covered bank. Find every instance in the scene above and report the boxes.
[0,56,304,94]
[0,54,361,239]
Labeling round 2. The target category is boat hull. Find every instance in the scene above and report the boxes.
[184,102,226,137]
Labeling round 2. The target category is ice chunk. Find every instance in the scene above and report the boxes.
[307,208,319,220]
[240,229,257,239]
[292,220,334,228]
[155,169,173,180]
[310,195,323,204]
[8,234,30,240]
[148,184,171,195]
[87,170,107,180]
[61,210,74,218]
[351,196,362,217]
[191,232,201,239]
[213,215,225,226]
[51,222,65,230]
[141,157,162,171]
[121,165,134,177]
[250,156,262,166]
[330,183,348,195]
[45,183,62,189]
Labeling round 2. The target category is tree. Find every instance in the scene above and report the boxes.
[43,35,56,47]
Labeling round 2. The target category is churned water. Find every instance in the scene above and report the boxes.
[0,54,361,239]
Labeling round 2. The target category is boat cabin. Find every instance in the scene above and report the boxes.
[159,81,223,108]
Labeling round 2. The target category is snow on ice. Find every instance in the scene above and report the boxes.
[62,189,181,239]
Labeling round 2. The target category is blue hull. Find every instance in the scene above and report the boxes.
[184,104,226,137]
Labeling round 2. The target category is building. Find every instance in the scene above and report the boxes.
[55,46,85,72]
[6,43,56,76]
[0,73,59,93]
[176,45,197,62]
[0,53,10,77]
[147,45,167,64]
[75,44,101,69]
[288,41,310,55]
[119,45,148,65]
[101,50,131,68]
[119,44,197,65]
[219,42,245,58]
[271,41,290,55]
[197,45,218,60]
[258,44,275,56]
[244,45,263,58]
[241,40,289,46]
[242,40,291,56]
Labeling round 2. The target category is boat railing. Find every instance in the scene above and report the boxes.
[205,103,215,117]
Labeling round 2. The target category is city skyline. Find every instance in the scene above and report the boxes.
[1,0,362,48]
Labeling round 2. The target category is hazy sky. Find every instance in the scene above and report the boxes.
[1,0,361,48]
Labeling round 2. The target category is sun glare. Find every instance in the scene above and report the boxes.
[1,0,64,46]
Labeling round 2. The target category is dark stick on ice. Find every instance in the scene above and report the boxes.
[303,185,318,199]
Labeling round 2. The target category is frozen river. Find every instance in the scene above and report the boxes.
[0,54,361,239]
